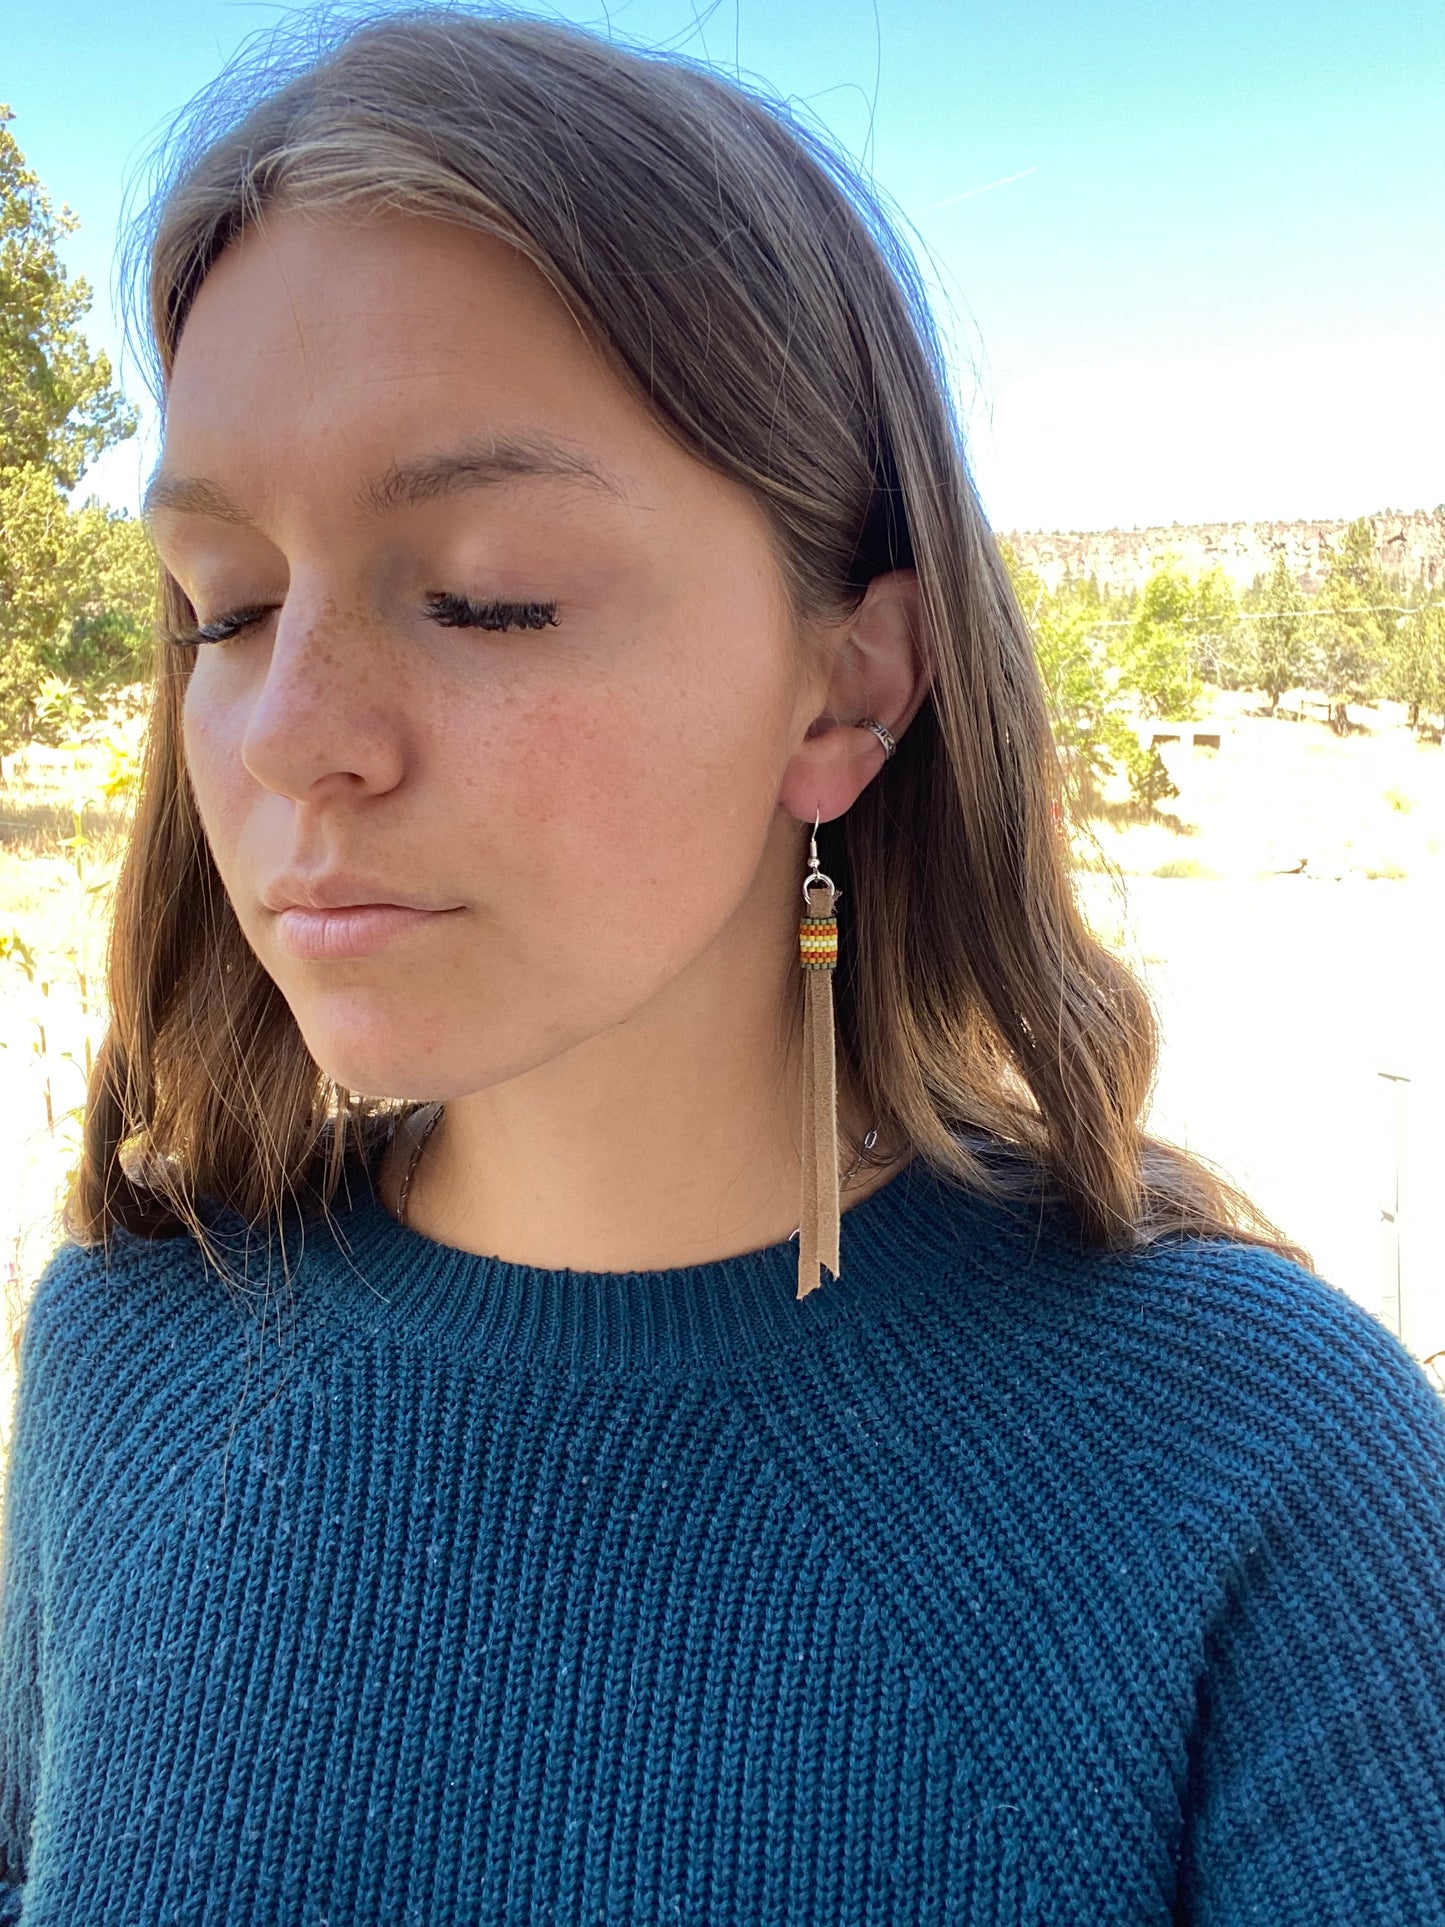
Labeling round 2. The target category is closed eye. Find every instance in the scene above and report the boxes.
[165,603,277,647]
[164,594,561,648]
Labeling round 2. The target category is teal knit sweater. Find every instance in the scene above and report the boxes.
[3,1142,1445,1924]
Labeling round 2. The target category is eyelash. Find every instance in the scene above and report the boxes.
[165,594,561,648]
[424,593,561,632]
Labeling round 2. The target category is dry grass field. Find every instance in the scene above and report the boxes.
[2,685,1442,1454]
[1073,689,1444,1379]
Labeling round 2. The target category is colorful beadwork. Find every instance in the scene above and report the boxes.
[799,914,838,970]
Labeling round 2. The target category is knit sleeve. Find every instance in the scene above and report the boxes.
[0,1242,93,1921]
[0,1284,48,1921]
[1176,1279,1445,1925]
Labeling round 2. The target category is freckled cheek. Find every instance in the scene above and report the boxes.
[180,679,252,854]
[484,689,654,856]
[471,672,777,929]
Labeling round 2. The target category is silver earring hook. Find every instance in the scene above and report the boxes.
[804,802,841,907]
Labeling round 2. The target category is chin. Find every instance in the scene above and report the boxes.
[284,998,453,1103]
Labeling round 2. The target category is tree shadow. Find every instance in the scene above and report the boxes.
[1083,796,1198,836]
[1068,772,1198,837]
[1243,700,1378,735]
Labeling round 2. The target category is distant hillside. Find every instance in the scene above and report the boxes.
[1001,508,1445,596]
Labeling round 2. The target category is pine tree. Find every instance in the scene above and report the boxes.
[1250,555,1314,713]
[0,105,143,753]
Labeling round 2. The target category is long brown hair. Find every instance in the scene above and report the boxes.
[72,2,1309,1276]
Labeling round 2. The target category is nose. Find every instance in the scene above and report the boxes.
[239,590,408,801]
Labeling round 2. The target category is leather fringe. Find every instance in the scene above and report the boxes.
[797,877,841,1298]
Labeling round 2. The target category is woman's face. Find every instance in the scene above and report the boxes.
[148,206,861,1103]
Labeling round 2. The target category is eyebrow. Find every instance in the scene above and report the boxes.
[141,431,632,526]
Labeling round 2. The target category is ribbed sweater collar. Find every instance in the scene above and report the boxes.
[302,1145,987,1374]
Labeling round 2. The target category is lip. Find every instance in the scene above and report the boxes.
[274,904,462,961]
[264,874,456,913]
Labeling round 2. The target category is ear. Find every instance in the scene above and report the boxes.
[778,568,931,825]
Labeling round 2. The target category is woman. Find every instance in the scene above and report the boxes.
[3,7,1443,1921]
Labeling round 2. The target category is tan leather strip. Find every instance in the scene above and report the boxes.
[797,881,841,1299]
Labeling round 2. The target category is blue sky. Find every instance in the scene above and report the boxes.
[11,0,1444,532]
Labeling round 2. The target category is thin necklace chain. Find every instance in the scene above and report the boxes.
[392,1102,442,1230]
[388,1104,880,1234]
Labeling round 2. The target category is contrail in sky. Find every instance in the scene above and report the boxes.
[915,166,1038,215]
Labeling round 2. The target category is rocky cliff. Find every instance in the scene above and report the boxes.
[1001,508,1445,596]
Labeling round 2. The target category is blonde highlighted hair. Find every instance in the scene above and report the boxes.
[71,2,1308,1275]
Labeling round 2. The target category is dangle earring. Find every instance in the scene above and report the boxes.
[794,716,897,1299]
[796,805,842,1298]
